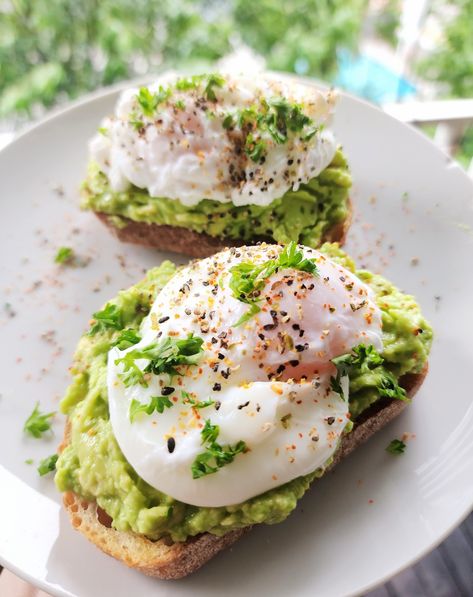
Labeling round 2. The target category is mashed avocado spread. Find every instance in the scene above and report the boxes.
[81,149,350,247]
[55,244,432,542]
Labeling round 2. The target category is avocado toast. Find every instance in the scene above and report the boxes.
[82,73,352,256]
[55,242,432,578]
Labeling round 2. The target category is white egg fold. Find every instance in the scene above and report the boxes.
[89,72,338,207]
[107,245,383,507]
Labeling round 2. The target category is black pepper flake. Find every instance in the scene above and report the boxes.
[213,363,219,372]
[311,435,319,442]
[211,337,218,344]
[212,383,222,392]
[292,323,300,330]
[270,310,278,319]
[158,316,169,324]
[263,323,277,331]
[237,401,250,410]
[167,437,176,453]
[327,417,335,425]
[258,333,265,341]
[215,401,221,411]
[161,386,175,396]
[221,368,230,379]
[185,308,192,316]
[289,359,300,367]
[295,344,306,352]
[217,352,225,360]
[276,364,286,374]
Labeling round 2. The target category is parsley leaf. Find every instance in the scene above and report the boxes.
[136,85,171,117]
[330,344,408,403]
[245,133,266,162]
[129,395,173,422]
[182,391,214,409]
[229,242,318,325]
[115,333,204,387]
[88,303,122,336]
[386,439,407,454]
[191,419,247,479]
[23,402,55,438]
[175,75,204,91]
[54,247,74,264]
[204,73,225,101]
[112,329,141,350]
[37,453,59,476]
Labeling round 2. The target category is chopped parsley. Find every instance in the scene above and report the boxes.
[228,97,318,162]
[229,242,318,325]
[203,73,225,101]
[386,439,407,454]
[330,344,408,403]
[182,391,214,409]
[174,73,224,101]
[54,246,74,265]
[37,453,58,476]
[191,419,247,479]
[129,395,173,422]
[115,333,204,387]
[174,99,185,110]
[245,134,266,162]
[98,126,108,136]
[136,85,171,117]
[112,328,142,350]
[23,402,55,438]
[88,303,122,336]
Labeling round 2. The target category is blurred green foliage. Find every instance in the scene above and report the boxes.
[416,0,473,98]
[373,0,400,48]
[0,0,368,118]
[416,0,473,164]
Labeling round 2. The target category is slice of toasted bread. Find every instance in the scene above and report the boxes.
[94,199,352,258]
[60,364,427,580]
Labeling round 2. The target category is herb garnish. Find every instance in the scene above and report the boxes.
[37,453,58,476]
[112,328,142,350]
[203,73,225,101]
[225,97,318,163]
[136,85,171,117]
[191,419,247,479]
[229,242,318,326]
[129,395,173,422]
[88,303,122,336]
[386,439,407,454]
[330,344,407,403]
[54,247,74,265]
[115,333,204,387]
[23,402,55,438]
[182,391,215,409]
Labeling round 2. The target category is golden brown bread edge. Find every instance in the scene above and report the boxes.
[94,198,352,258]
[60,364,427,580]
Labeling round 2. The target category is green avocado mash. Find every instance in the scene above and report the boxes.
[81,149,350,247]
[55,244,432,542]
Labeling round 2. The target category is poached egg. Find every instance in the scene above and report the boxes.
[90,73,337,207]
[107,245,383,507]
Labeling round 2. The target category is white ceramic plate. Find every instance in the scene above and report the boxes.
[0,77,472,597]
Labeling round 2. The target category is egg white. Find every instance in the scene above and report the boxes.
[89,73,337,207]
[107,245,383,507]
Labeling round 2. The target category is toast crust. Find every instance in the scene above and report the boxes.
[61,363,427,580]
[94,198,352,257]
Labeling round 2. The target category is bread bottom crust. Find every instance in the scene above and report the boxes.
[61,364,427,580]
[94,203,352,258]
